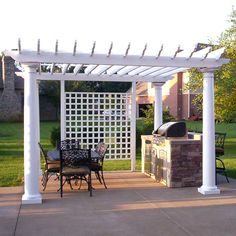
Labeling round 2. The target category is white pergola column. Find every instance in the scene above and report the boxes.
[131,81,137,171]
[153,83,163,130]
[198,71,220,195]
[22,65,42,204]
[60,80,66,141]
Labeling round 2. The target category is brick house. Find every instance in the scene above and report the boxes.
[133,72,200,120]
[0,56,23,120]
[0,56,58,121]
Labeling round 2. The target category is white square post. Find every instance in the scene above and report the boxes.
[153,83,163,130]
[131,82,137,171]
[60,80,66,141]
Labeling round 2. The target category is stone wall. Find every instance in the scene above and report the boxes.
[168,139,202,187]
[142,135,202,188]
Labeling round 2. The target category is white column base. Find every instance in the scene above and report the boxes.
[22,193,42,204]
[198,186,220,195]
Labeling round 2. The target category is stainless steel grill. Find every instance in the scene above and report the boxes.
[153,121,186,138]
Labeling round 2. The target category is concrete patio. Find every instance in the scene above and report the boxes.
[1,171,236,236]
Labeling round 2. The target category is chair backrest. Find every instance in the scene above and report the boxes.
[215,132,226,149]
[60,139,80,151]
[60,148,91,168]
[95,142,109,159]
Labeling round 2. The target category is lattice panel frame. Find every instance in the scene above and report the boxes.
[65,92,131,160]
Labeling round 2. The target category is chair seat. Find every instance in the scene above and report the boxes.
[48,162,60,171]
[62,166,90,176]
[216,147,224,156]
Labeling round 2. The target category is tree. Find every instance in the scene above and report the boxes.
[185,8,236,122]
[40,79,131,121]
[39,80,60,119]
[66,81,131,93]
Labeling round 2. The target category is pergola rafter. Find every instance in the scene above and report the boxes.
[4,39,230,204]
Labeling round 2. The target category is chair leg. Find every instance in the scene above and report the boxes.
[100,170,107,189]
[224,171,230,183]
[60,175,63,198]
[77,178,83,190]
[216,157,230,184]
[95,171,103,184]
[66,178,73,190]
[88,173,92,197]
[42,172,48,191]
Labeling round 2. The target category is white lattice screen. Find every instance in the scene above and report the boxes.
[65,92,131,160]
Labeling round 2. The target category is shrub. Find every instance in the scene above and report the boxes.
[136,122,153,148]
[141,105,175,126]
[136,106,176,148]
[50,126,60,148]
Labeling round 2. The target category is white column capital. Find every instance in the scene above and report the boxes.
[200,68,217,73]
[152,82,164,88]
[21,63,38,73]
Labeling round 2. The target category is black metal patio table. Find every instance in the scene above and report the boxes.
[47,149,101,161]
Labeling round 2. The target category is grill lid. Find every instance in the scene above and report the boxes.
[153,121,186,137]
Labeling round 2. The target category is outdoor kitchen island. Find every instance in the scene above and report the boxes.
[141,122,202,188]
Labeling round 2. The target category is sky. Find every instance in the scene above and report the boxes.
[0,0,235,53]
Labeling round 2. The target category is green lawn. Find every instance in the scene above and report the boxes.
[0,121,141,186]
[0,120,235,186]
[186,121,236,179]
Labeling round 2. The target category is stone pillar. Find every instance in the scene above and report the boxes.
[0,56,21,120]
[153,83,163,130]
[198,71,220,195]
[22,64,42,204]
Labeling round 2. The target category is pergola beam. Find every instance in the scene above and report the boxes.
[29,72,173,83]
[6,50,229,68]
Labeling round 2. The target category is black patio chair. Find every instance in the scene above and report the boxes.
[215,132,229,184]
[38,142,60,191]
[91,142,109,189]
[60,148,92,197]
[59,139,82,189]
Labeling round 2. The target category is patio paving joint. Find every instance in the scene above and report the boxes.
[13,200,22,236]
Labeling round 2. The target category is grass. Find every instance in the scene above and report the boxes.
[0,121,141,187]
[0,122,24,186]
[0,120,236,186]
[186,121,236,179]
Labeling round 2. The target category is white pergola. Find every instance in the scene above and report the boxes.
[5,40,229,204]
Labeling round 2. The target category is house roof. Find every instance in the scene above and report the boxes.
[127,82,148,96]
